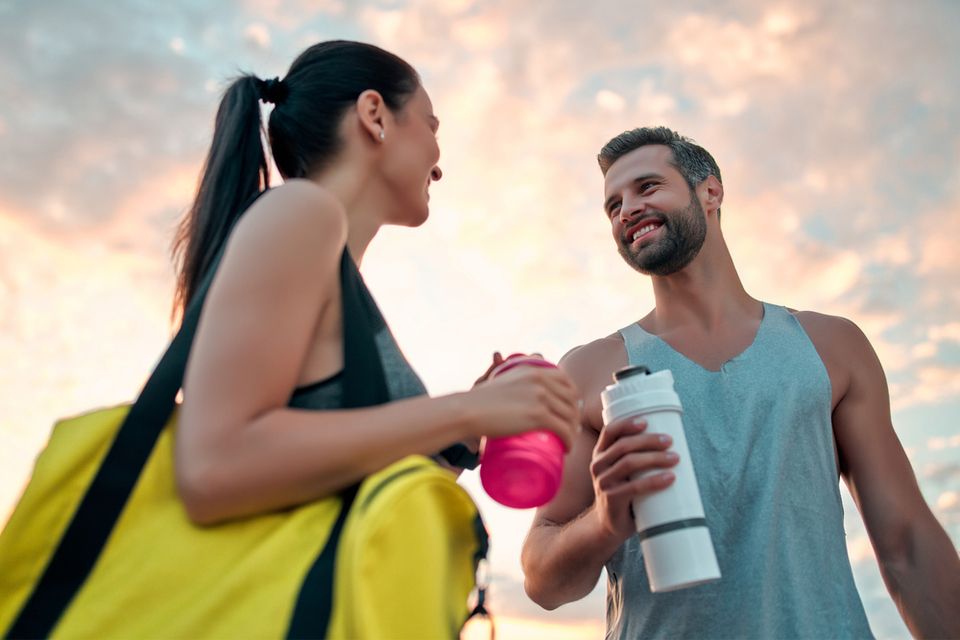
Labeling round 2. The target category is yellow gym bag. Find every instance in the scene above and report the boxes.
[0,250,489,639]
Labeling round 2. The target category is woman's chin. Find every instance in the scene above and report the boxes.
[409,209,430,227]
[388,206,429,228]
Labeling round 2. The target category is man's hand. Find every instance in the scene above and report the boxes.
[591,416,678,540]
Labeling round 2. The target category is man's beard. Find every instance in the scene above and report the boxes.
[617,194,708,276]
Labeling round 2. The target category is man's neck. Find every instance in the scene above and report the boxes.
[644,238,759,335]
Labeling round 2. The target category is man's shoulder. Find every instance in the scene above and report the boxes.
[559,333,630,433]
[558,333,627,389]
[789,308,863,338]
[786,307,873,359]
[560,333,624,367]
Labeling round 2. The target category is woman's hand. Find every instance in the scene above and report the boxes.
[461,362,580,451]
[473,351,505,386]
[437,352,509,472]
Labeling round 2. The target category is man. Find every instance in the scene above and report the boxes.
[521,127,959,638]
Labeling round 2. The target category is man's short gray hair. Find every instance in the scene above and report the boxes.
[598,126,722,192]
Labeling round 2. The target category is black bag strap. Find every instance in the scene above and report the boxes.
[6,240,390,639]
[336,250,391,410]
[284,250,390,638]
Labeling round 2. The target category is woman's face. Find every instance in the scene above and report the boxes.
[379,85,442,227]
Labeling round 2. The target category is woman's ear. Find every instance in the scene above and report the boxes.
[355,89,387,144]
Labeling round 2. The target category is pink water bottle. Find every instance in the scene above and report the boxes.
[479,354,566,509]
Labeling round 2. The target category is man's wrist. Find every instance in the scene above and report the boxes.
[582,505,633,563]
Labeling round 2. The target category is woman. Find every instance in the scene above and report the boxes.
[171,40,580,525]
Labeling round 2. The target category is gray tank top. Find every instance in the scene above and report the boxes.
[607,302,873,639]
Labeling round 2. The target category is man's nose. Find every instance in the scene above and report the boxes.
[619,198,644,224]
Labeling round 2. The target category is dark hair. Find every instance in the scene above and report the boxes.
[171,40,420,317]
[598,126,722,215]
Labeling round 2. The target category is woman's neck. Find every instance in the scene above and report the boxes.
[307,161,383,266]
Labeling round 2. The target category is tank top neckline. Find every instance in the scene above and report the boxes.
[291,370,344,398]
[625,301,771,374]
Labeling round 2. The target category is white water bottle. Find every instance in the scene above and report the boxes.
[600,365,721,592]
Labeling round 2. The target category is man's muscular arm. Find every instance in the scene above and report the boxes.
[521,339,677,609]
[804,312,960,638]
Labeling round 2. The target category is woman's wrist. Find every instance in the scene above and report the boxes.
[433,391,477,443]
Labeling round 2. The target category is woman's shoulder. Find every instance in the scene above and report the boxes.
[251,179,346,229]
[231,180,347,256]
[218,181,347,284]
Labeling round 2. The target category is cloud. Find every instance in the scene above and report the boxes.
[917,195,960,294]
[0,3,219,237]
[240,0,346,28]
[922,461,960,484]
[665,10,807,81]
[928,322,960,343]
[596,90,627,113]
[634,80,677,120]
[936,491,959,517]
[450,13,505,50]
[244,23,272,50]
[927,434,960,452]
[899,368,960,409]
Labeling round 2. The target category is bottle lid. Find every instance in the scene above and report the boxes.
[613,364,650,382]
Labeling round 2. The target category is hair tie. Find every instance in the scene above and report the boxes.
[257,76,288,105]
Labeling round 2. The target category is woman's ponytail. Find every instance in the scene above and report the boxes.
[172,74,271,319]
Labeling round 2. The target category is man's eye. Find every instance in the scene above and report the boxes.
[608,203,621,217]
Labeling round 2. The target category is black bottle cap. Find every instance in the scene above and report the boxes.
[613,365,650,382]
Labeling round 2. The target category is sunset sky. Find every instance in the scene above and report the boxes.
[2,1,959,638]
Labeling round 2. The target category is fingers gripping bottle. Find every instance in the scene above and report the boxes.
[600,365,721,592]
[479,355,565,509]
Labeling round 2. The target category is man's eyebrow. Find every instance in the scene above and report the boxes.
[429,115,440,130]
[603,173,664,211]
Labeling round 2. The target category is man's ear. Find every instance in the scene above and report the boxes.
[355,89,386,143]
[700,175,724,217]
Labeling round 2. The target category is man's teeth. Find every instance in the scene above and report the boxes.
[633,224,657,240]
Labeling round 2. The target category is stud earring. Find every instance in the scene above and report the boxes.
[378,130,385,141]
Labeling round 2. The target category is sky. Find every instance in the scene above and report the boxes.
[1,0,959,637]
